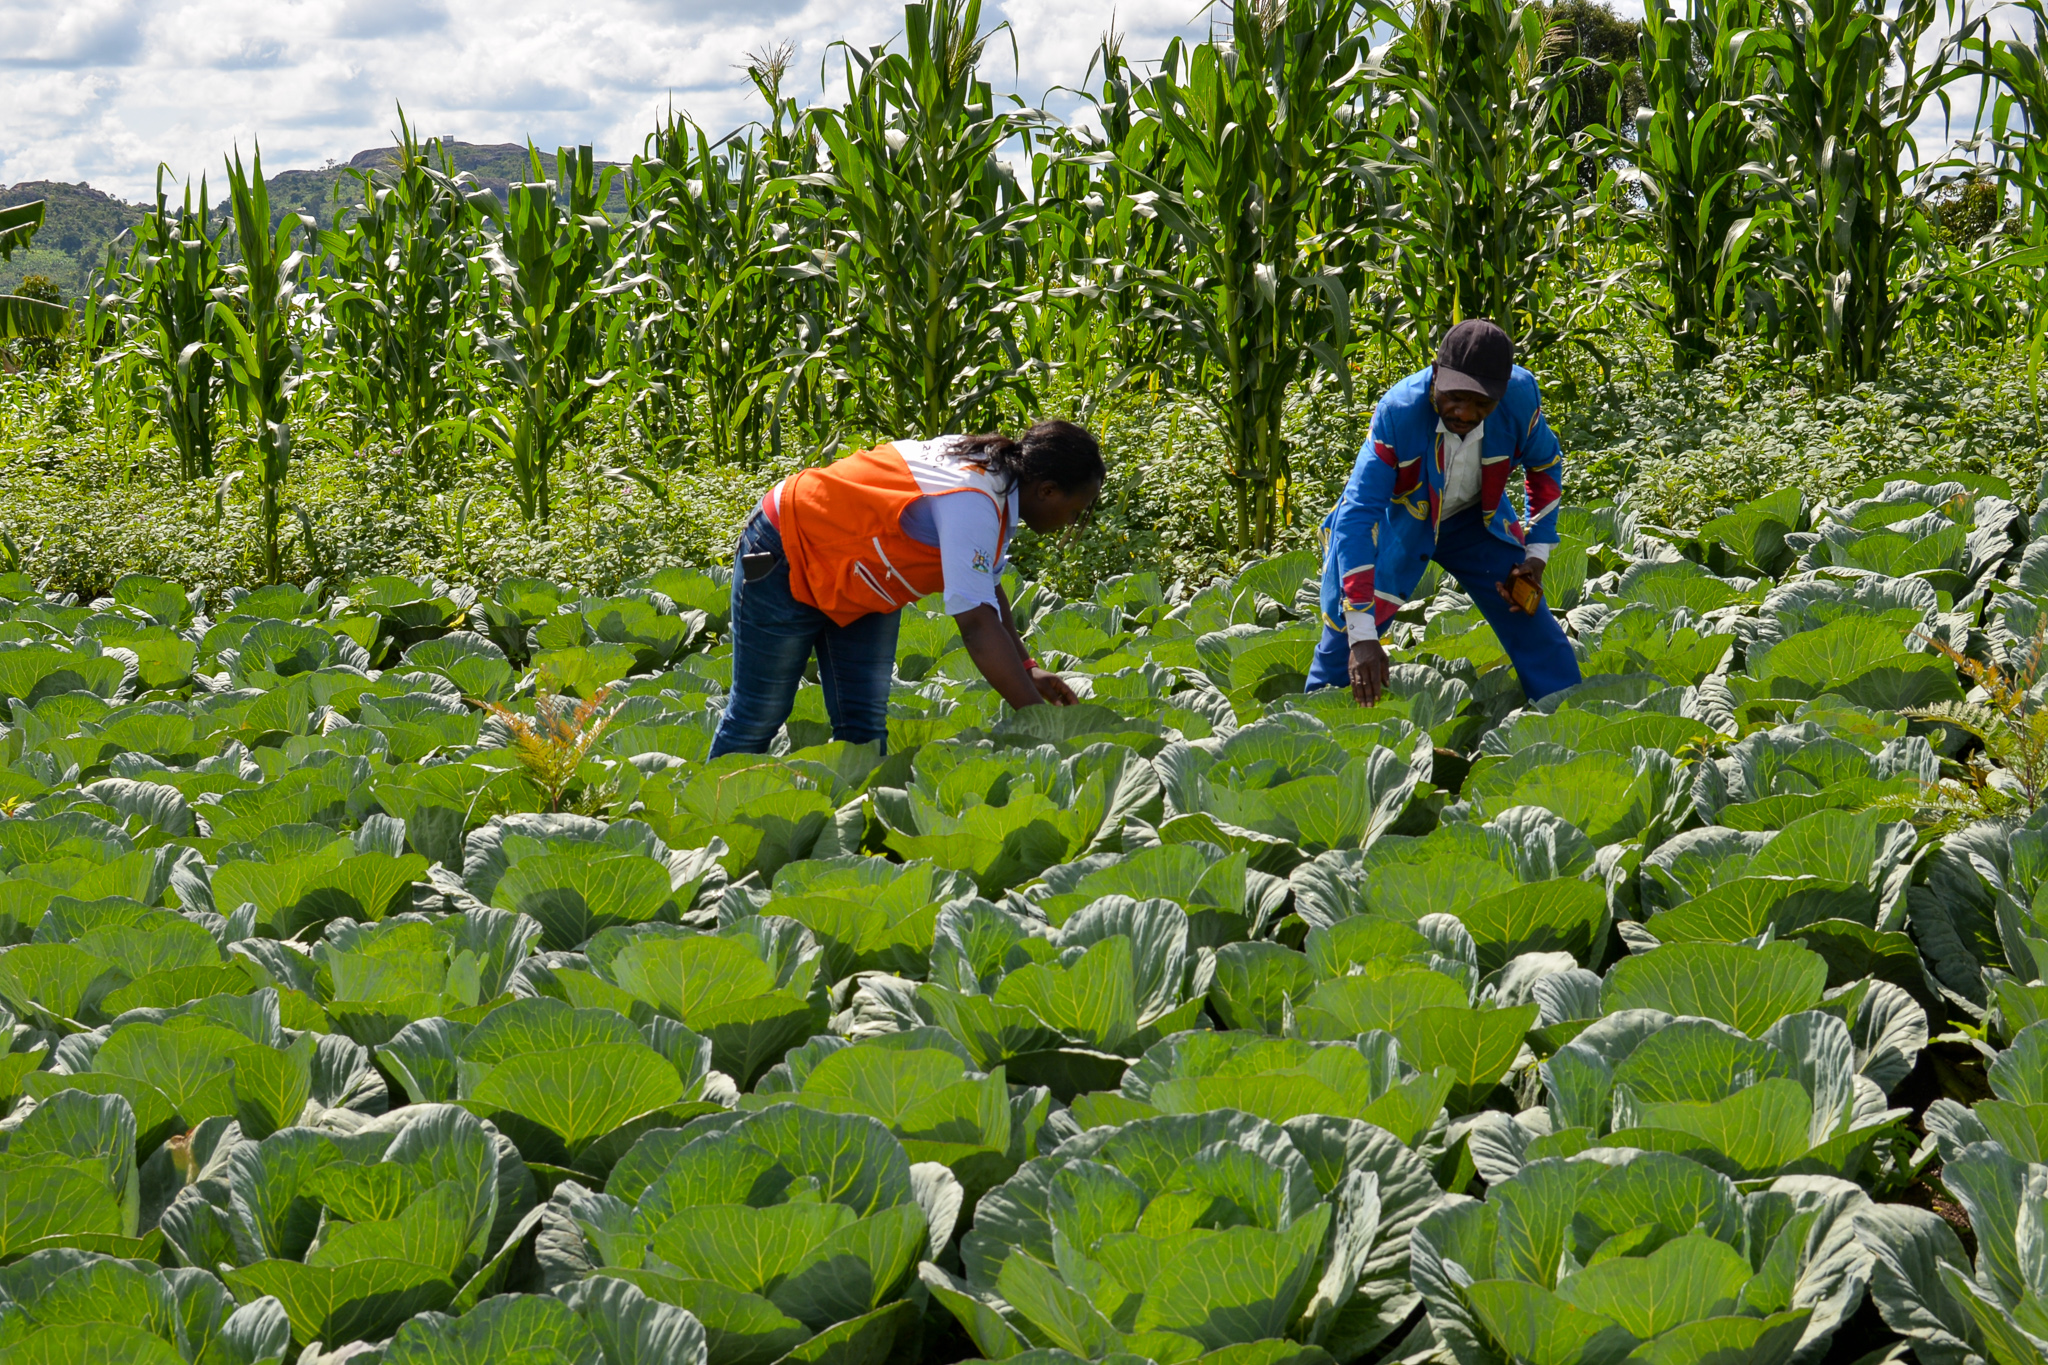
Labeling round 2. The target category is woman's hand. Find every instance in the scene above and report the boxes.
[956,604,1045,710]
[1031,667,1078,706]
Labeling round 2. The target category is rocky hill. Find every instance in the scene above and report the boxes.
[1,141,629,300]
[0,181,150,298]
[249,141,630,236]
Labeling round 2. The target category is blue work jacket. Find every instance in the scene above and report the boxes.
[1318,363,1565,631]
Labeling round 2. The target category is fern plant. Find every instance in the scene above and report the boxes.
[478,685,619,812]
[1871,627,2048,829]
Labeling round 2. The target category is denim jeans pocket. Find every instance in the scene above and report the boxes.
[737,510,787,567]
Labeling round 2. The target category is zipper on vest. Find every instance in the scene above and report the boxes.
[852,562,898,607]
[871,536,921,598]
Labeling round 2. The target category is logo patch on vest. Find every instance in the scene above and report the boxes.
[971,549,993,574]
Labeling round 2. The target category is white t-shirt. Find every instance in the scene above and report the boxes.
[895,439,1018,616]
[1343,420,1549,645]
[1437,420,1486,519]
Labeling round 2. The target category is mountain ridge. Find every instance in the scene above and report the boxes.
[1,141,629,298]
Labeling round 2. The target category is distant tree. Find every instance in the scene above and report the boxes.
[1928,167,2007,248]
[1545,0,1649,189]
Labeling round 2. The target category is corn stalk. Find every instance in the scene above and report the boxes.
[474,146,616,523]
[1117,0,1373,552]
[316,112,489,481]
[626,100,807,468]
[799,0,1046,437]
[1617,0,1768,367]
[1018,30,1181,400]
[1720,0,1978,382]
[111,172,228,480]
[214,148,311,583]
[1959,2,2048,432]
[1366,0,1591,353]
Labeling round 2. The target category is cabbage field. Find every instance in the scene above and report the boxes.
[0,464,2036,1365]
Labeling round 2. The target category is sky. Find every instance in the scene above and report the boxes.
[0,0,1240,200]
[0,0,1992,202]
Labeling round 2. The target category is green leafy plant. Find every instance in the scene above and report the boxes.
[215,147,311,582]
[545,1105,935,1365]
[927,1109,1441,1364]
[473,145,616,523]
[167,1104,540,1348]
[4,276,65,368]
[1862,1022,2048,1364]
[1118,0,1368,550]
[801,0,1044,436]
[0,203,69,347]
[1415,1150,1879,1365]
[0,1247,291,1363]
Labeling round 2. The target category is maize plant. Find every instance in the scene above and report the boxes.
[626,107,803,468]
[1017,30,1179,397]
[1971,2,2048,226]
[475,145,616,523]
[1011,126,1097,393]
[111,171,227,480]
[1614,0,1768,367]
[218,150,313,589]
[801,0,1045,437]
[1367,0,1590,353]
[1722,0,1977,381]
[1961,0,2048,429]
[746,45,846,459]
[215,147,311,583]
[316,111,490,480]
[1118,0,1372,551]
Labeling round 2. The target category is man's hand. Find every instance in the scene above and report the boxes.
[1498,556,1547,614]
[1349,639,1391,707]
[1031,667,1078,706]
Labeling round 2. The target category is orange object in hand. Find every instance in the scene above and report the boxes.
[1507,574,1542,614]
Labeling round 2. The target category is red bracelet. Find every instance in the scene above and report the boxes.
[1025,657,1039,670]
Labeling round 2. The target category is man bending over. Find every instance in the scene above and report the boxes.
[1309,319,1582,705]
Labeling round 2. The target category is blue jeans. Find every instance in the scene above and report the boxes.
[1307,507,1582,704]
[708,512,900,758]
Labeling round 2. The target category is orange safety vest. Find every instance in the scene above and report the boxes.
[771,440,1011,626]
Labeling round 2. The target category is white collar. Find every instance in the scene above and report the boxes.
[1435,417,1482,446]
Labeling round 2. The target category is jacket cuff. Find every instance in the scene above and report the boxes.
[1345,609,1377,644]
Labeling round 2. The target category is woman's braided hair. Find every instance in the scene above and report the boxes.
[951,420,1104,494]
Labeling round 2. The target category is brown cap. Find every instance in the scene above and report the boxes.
[1434,319,1514,402]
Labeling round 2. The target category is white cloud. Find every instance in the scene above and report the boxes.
[0,0,1205,199]
[333,0,451,39]
[0,0,150,67]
